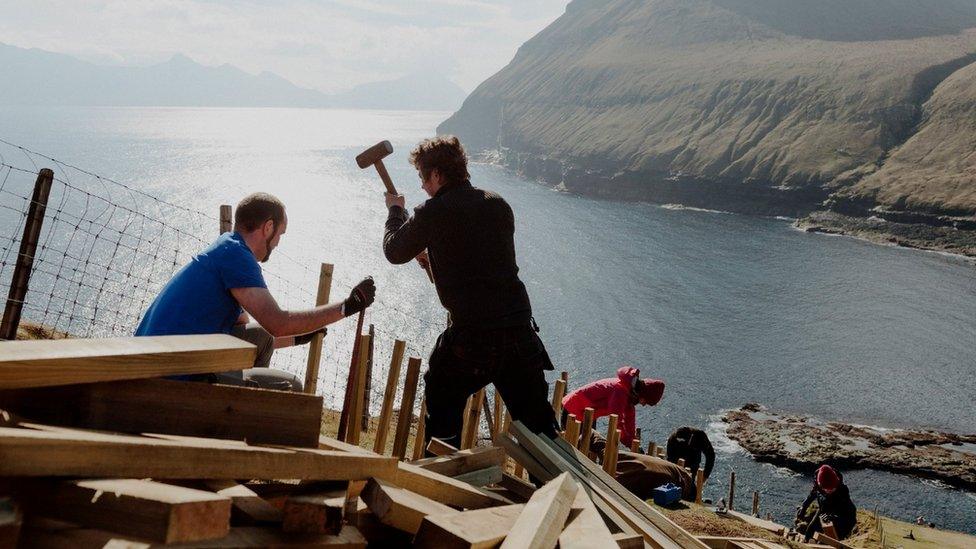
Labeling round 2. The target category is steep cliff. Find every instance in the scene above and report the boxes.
[439,0,976,224]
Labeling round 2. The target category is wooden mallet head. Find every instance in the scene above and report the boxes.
[356,140,397,194]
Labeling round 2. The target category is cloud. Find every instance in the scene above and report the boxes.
[0,0,568,92]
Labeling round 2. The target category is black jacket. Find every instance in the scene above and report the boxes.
[666,427,715,479]
[384,180,532,328]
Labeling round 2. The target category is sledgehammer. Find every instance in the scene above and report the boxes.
[356,140,434,283]
[356,140,397,194]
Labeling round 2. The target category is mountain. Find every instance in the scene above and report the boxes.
[0,44,463,110]
[438,0,976,252]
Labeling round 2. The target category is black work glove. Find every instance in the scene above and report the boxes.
[294,327,326,346]
[343,277,375,317]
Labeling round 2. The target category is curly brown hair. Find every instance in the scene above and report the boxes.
[409,135,470,185]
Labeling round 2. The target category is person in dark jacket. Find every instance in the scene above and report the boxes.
[382,136,558,451]
[795,464,858,541]
[666,426,715,483]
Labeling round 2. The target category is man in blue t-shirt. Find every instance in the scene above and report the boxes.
[136,192,375,390]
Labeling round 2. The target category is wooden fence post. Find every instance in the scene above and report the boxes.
[303,263,333,395]
[728,471,736,511]
[219,204,232,234]
[752,491,760,516]
[564,414,580,446]
[648,441,657,458]
[1,168,54,341]
[695,469,704,504]
[551,379,567,418]
[603,414,619,474]
[361,324,375,431]
[579,407,595,455]
[411,397,427,461]
[337,310,366,439]
[392,357,421,459]
[346,333,371,445]
[373,339,406,454]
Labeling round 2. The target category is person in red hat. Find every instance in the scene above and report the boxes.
[795,464,858,541]
[561,366,665,449]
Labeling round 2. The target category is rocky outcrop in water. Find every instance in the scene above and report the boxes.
[440,0,976,253]
[723,404,976,490]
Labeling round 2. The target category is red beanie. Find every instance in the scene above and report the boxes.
[637,379,665,405]
[816,464,840,493]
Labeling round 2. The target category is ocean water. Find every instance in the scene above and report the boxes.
[1,106,974,532]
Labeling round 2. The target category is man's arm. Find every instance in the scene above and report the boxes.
[231,278,374,337]
[383,196,431,265]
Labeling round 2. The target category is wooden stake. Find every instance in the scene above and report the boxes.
[1,168,53,341]
[219,204,232,233]
[563,415,580,446]
[304,263,334,395]
[551,379,567,417]
[391,357,421,459]
[346,333,371,445]
[648,441,657,458]
[579,407,595,455]
[461,388,485,450]
[362,324,375,431]
[695,469,704,505]
[373,339,406,454]
[337,310,365,440]
[492,390,503,440]
[630,438,640,453]
[752,491,759,516]
[603,414,619,475]
[411,397,427,461]
[656,447,665,459]
[728,471,735,511]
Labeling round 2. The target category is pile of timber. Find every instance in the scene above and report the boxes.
[0,333,830,548]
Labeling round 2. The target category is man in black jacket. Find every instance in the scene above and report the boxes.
[666,426,716,483]
[382,136,558,451]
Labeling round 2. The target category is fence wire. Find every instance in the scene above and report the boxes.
[0,139,457,438]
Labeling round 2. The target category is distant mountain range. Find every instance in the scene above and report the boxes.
[0,43,466,111]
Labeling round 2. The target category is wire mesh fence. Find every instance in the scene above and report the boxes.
[0,139,457,440]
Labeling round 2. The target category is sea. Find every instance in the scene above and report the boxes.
[1,106,974,533]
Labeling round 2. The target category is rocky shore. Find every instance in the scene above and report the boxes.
[723,404,976,490]
[796,211,976,259]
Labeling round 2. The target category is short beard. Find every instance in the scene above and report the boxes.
[262,224,277,263]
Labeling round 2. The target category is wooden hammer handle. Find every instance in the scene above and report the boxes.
[374,160,397,195]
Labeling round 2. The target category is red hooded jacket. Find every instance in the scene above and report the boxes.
[562,366,641,445]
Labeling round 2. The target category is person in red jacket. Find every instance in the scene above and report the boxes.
[561,366,665,448]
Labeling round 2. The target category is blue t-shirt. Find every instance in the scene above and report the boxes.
[135,232,267,336]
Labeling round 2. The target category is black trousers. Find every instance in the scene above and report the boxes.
[423,322,558,453]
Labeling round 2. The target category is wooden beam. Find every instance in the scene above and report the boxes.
[411,446,505,477]
[414,504,523,549]
[695,470,705,505]
[0,378,323,448]
[202,480,282,524]
[392,357,421,459]
[498,473,536,502]
[603,414,619,474]
[564,414,581,447]
[579,407,594,454]
[613,533,645,549]
[361,478,456,534]
[492,390,503,440]
[500,472,577,549]
[412,397,428,461]
[372,339,405,454]
[453,466,503,487]
[0,426,396,480]
[0,335,255,389]
[282,488,346,534]
[426,437,460,457]
[559,488,617,549]
[346,334,371,445]
[20,479,230,542]
[391,462,509,510]
[304,263,334,395]
[461,388,485,450]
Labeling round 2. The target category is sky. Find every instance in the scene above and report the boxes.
[0,0,570,93]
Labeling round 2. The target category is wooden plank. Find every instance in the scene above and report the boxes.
[465,388,486,449]
[459,396,475,449]
[454,466,503,487]
[20,479,230,542]
[283,488,345,534]
[0,378,323,448]
[613,532,645,549]
[411,446,505,477]
[492,390,504,440]
[498,473,536,502]
[24,518,367,548]
[361,478,457,534]
[0,426,397,480]
[0,498,21,549]
[203,480,283,524]
[426,437,460,457]
[726,510,787,536]
[372,339,405,453]
[392,462,510,510]
[346,334,370,445]
[604,414,619,474]
[391,357,421,459]
[559,488,618,549]
[811,532,853,549]
[414,504,523,549]
[500,472,577,549]
[0,335,255,389]
[304,263,334,395]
